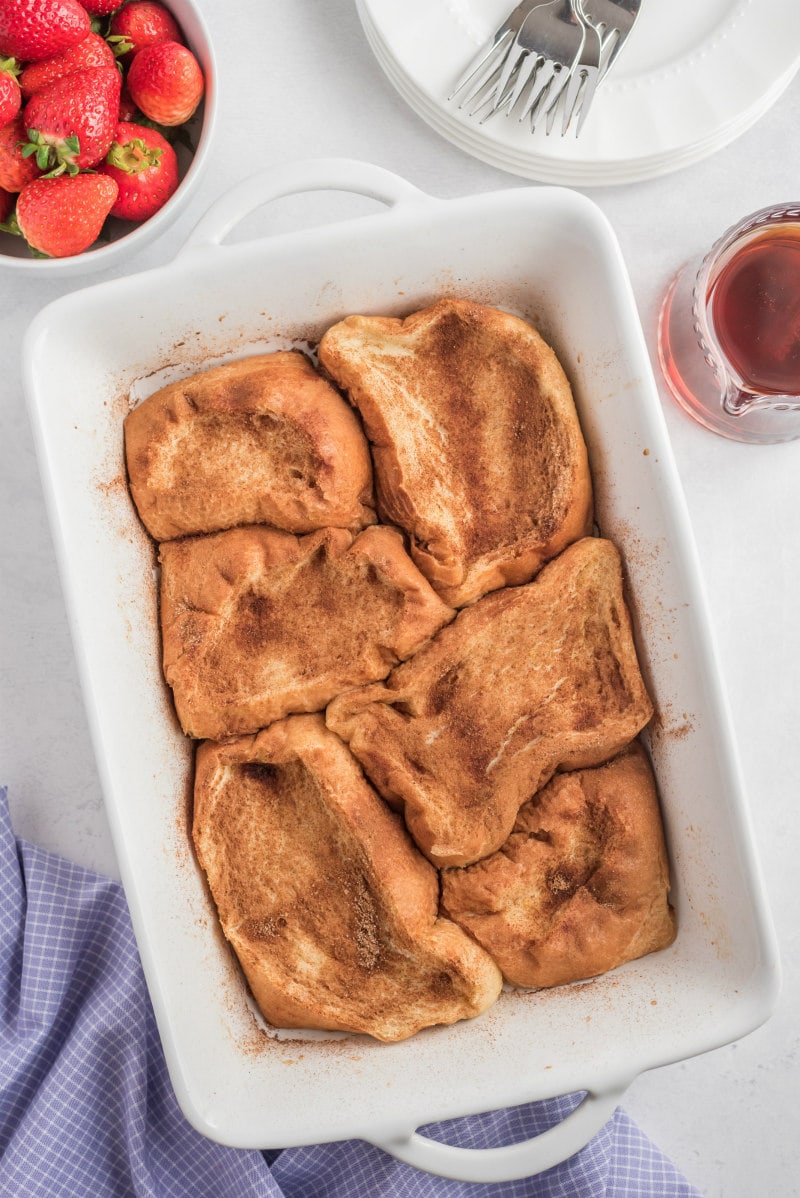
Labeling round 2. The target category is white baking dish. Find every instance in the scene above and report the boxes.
[23,160,779,1183]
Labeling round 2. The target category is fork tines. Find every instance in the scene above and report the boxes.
[448,30,516,108]
[449,0,640,137]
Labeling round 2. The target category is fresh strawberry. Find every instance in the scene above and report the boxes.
[0,57,21,123]
[19,31,117,97]
[23,64,121,172]
[80,0,123,13]
[0,72,19,123]
[108,1,180,63]
[0,114,40,189]
[0,182,13,221]
[15,170,117,255]
[0,0,90,62]
[127,40,201,126]
[100,119,176,220]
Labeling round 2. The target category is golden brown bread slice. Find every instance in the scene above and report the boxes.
[124,351,375,541]
[441,742,676,988]
[326,537,653,868]
[192,715,503,1041]
[159,523,454,740]
[317,298,593,607]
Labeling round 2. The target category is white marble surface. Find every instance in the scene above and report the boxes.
[1,3,798,1193]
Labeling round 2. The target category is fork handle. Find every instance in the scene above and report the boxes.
[178,159,432,255]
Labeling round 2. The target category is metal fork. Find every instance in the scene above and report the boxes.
[495,0,587,130]
[560,0,642,134]
[558,0,602,135]
[448,0,542,111]
[583,0,642,79]
[451,0,642,135]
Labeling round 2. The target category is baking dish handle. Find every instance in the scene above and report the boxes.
[370,1083,629,1183]
[178,158,433,253]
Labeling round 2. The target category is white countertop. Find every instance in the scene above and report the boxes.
[1,3,798,1194]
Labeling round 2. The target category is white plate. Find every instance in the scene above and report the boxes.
[363,13,800,187]
[23,160,780,1183]
[359,0,800,184]
[361,4,800,185]
[360,5,799,186]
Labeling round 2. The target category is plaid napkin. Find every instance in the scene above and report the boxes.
[0,786,700,1197]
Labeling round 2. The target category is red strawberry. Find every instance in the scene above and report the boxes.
[108,1,180,63]
[15,170,117,255]
[19,31,117,97]
[127,40,202,126]
[100,119,176,220]
[0,114,40,189]
[0,0,90,62]
[81,0,123,13]
[0,73,19,123]
[0,57,21,123]
[23,64,121,172]
[0,182,13,221]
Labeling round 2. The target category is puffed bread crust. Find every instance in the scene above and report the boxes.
[318,299,593,607]
[441,742,676,988]
[125,351,375,541]
[159,523,455,740]
[192,715,503,1042]
[327,537,654,868]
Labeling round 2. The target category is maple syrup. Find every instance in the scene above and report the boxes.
[657,204,800,444]
[708,224,800,395]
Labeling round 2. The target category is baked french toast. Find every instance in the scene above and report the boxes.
[441,742,676,988]
[123,304,676,1041]
[326,537,654,868]
[160,523,454,740]
[318,298,593,607]
[125,351,375,541]
[192,715,503,1042]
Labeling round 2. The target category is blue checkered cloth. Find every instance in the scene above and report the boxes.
[0,786,700,1197]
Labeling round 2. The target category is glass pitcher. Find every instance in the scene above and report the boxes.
[658,202,800,444]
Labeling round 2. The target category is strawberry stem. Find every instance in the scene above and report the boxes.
[106,136,163,174]
[106,34,134,57]
[22,129,82,175]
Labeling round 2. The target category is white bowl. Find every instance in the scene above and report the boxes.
[0,0,216,276]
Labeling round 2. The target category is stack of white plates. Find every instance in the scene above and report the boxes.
[357,0,800,186]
